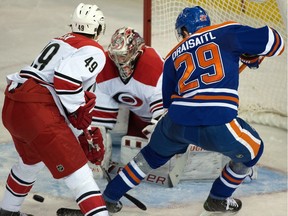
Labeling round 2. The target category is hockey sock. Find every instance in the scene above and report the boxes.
[64,164,108,215]
[1,160,44,212]
[103,145,170,202]
[104,159,146,202]
[1,169,35,212]
[209,163,247,199]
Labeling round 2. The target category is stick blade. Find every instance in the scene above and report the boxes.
[167,149,189,187]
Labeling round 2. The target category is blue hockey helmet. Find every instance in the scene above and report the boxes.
[175,6,211,40]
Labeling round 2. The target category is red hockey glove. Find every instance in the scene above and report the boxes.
[84,91,96,102]
[68,92,96,130]
[240,54,260,69]
[78,127,105,165]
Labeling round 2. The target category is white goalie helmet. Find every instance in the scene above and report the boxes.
[71,3,105,41]
[108,27,145,83]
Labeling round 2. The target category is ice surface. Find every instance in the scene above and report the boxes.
[0,1,287,215]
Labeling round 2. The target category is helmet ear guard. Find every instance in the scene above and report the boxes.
[71,3,106,41]
[175,6,211,41]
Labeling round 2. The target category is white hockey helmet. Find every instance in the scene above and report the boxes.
[108,27,145,84]
[71,3,105,41]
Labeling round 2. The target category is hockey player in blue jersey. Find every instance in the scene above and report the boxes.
[102,6,285,215]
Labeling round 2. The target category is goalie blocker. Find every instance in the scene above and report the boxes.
[107,136,257,187]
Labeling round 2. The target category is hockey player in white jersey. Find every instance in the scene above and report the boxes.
[0,3,110,216]
[78,27,165,174]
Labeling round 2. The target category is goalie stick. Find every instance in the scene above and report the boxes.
[168,57,266,187]
[83,129,147,211]
[167,147,190,187]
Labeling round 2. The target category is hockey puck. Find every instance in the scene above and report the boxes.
[33,194,44,203]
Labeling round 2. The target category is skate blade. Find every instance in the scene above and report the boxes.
[200,211,239,216]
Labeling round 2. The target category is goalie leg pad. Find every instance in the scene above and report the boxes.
[140,145,171,169]
[101,127,112,170]
[120,135,148,164]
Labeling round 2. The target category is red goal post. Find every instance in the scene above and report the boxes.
[143,0,287,129]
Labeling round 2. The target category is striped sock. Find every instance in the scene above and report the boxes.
[210,163,246,199]
[104,160,146,202]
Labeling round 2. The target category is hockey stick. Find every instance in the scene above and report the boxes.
[101,167,147,211]
[167,147,189,187]
[83,129,147,211]
[56,208,83,216]
[168,57,266,187]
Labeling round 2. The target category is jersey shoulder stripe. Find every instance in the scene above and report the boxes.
[165,21,240,59]
[266,28,284,56]
[55,33,104,51]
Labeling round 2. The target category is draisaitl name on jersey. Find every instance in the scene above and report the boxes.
[172,32,216,60]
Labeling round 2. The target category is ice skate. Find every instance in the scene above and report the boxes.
[0,209,33,216]
[105,200,123,214]
[200,196,242,216]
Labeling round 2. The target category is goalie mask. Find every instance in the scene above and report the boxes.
[71,3,106,41]
[108,27,145,84]
[175,6,211,41]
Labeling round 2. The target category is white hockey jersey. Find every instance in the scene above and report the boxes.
[6,33,106,116]
[92,47,164,129]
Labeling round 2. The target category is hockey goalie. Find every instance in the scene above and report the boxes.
[77,26,165,178]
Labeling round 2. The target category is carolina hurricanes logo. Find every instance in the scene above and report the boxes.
[113,92,143,107]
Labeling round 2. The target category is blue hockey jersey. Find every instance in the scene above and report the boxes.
[163,21,284,126]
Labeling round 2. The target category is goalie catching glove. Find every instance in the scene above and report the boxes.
[142,110,168,139]
[142,118,158,139]
[68,91,96,130]
[240,53,260,69]
[78,127,105,165]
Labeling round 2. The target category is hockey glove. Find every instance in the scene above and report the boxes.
[68,91,96,130]
[240,53,260,69]
[78,127,105,165]
[142,110,168,139]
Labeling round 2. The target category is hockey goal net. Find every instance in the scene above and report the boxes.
[144,0,287,129]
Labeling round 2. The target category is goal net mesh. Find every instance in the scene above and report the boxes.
[150,0,287,129]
